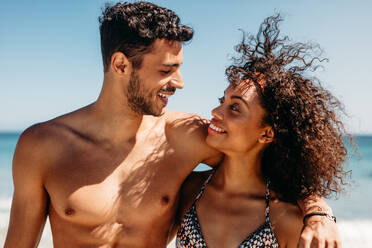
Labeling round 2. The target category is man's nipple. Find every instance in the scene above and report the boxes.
[65,207,75,216]
[161,195,170,205]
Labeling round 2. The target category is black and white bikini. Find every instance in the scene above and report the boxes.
[176,171,280,248]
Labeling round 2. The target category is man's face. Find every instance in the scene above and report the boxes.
[126,39,184,116]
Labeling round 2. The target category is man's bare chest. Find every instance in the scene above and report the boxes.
[45,139,189,226]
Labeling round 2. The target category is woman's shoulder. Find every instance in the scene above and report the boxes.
[181,170,214,202]
[177,170,214,218]
[185,170,214,185]
[270,200,303,248]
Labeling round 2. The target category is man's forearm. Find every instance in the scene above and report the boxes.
[296,195,340,248]
[298,195,333,216]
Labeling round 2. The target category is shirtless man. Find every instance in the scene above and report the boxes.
[4,2,340,248]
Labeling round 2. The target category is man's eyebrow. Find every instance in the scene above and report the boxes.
[231,95,249,107]
[162,63,182,67]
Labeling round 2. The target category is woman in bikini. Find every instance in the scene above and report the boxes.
[174,15,350,248]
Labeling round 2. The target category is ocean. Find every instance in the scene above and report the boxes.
[0,132,371,247]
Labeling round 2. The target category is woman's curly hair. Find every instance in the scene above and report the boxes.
[226,14,352,203]
[99,1,193,71]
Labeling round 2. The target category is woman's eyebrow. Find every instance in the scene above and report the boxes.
[231,95,249,107]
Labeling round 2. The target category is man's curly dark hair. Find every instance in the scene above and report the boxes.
[99,1,193,71]
[226,14,352,203]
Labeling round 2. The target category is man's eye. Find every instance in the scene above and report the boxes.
[218,97,224,104]
[161,70,171,75]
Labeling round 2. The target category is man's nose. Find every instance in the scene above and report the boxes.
[169,70,184,89]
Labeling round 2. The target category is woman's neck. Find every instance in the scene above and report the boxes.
[213,152,266,195]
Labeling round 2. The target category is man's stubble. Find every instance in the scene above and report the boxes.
[126,70,162,116]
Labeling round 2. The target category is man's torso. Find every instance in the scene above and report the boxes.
[36,109,217,247]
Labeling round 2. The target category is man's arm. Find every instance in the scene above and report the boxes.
[4,126,50,248]
[297,196,341,248]
[166,111,223,167]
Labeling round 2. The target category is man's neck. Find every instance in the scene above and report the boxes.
[90,78,145,145]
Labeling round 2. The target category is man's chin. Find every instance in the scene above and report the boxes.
[142,106,165,117]
[149,108,165,117]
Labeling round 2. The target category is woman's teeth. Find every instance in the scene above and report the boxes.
[209,123,226,133]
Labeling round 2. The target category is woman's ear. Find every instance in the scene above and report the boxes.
[111,52,131,75]
[259,126,274,144]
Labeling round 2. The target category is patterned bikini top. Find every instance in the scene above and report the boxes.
[176,171,280,248]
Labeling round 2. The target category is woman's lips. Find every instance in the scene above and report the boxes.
[208,121,226,134]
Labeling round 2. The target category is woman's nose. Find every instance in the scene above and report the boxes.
[211,105,224,120]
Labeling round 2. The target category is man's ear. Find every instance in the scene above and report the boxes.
[111,52,131,75]
[258,126,274,144]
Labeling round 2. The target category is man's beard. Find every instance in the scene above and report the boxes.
[126,70,162,116]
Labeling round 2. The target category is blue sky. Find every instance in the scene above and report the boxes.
[1,0,371,134]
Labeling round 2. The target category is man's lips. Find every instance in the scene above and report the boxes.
[158,92,173,105]
[208,120,227,134]
[157,85,176,105]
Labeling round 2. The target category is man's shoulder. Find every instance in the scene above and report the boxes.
[162,110,208,149]
[162,110,222,166]
[24,104,96,145]
[17,120,68,156]
[12,121,67,177]
[19,121,58,147]
[163,109,208,122]
[16,110,87,160]
[163,110,209,135]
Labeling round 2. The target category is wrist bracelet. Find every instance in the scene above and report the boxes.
[303,212,337,224]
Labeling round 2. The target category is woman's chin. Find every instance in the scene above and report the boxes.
[206,135,225,152]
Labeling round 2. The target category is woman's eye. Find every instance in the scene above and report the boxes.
[161,70,171,75]
[230,103,240,112]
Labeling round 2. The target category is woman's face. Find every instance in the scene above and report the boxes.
[206,83,270,155]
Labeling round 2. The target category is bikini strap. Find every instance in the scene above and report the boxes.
[265,181,271,223]
[193,170,215,204]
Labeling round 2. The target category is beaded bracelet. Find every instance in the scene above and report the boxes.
[303,212,337,225]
